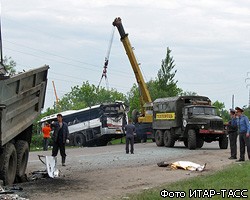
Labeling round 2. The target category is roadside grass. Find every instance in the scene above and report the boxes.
[126,162,250,200]
[110,137,126,145]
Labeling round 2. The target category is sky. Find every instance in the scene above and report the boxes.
[1,0,250,111]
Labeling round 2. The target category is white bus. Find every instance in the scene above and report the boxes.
[39,101,128,146]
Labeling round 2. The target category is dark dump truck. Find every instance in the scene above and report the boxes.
[152,96,227,150]
[0,65,49,185]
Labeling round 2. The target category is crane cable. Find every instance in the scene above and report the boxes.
[97,26,115,90]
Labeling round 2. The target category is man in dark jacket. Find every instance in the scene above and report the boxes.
[51,114,69,166]
[125,119,135,154]
[228,109,238,159]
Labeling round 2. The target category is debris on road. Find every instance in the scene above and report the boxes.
[0,185,28,200]
[157,161,206,171]
[29,170,49,181]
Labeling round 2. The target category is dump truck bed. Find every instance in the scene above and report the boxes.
[0,65,49,146]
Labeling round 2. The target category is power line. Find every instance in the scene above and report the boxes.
[49,75,132,91]
[5,45,134,79]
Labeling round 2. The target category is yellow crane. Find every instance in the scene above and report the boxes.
[113,17,153,139]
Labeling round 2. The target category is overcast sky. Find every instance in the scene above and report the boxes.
[2,0,250,111]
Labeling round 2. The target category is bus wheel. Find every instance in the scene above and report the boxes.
[74,134,85,147]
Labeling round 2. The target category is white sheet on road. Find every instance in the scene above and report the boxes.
[171,161,206,171]
[45,156,59,178]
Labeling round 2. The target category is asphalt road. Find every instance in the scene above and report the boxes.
[27,141,222,172]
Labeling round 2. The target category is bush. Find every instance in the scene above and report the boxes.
[30,134,53,150]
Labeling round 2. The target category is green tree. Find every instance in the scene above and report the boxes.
[127,47,182,115]
[3,56,16,75]
[156,47,182,98]
[127,84,141,118]
[39,82,127,123]
[242,105,250,119]
[212,100,230,122]
[46,81,126,113]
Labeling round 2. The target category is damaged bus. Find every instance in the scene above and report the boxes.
[39,101,128,147]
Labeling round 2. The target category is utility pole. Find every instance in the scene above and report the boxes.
[232,94,234,109]
[245,72,250,108]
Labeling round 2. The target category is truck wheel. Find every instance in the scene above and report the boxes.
[183,139,188,147]
[188,129,197,150]
[0,143,17,185]
[163,130,175,147]
[131,109,139,123]
[219,135,228,149]
[196,137,204,148]
[15,140,29,182]
[155,130,164,146]
[74,134,85,147]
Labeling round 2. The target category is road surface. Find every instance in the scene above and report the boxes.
[16,141,237,199]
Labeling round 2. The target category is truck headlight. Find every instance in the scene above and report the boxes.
[201,125,205,129]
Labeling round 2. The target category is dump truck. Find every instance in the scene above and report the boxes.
[152,96,228,150]
[0,65,49,185]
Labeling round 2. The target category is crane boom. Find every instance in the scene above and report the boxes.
[113,17,152,115]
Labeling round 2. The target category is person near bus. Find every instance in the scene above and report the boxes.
[51,114,70,166]
[42,122,51,151]
[125,119,136,154]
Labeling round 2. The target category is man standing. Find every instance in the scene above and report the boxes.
[42,122,51,151]
[235,107,250,162]
[227,109,238,159]
[125,119,135,154]
[51,114,70,166]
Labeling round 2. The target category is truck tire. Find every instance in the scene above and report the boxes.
[163,130,175,147]
[196,136,204,148]
[155,130,164,146]
[15,140,29,182]
[188,129,197,150]
[0,143,17,185]
[74,133,86,147]
[219,135,228,149]
[131,109,139,123]
[183,139,188,148]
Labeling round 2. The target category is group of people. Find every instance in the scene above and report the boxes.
[42,114,70,166]
[228,107,250,162]
[41,107,249,167]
